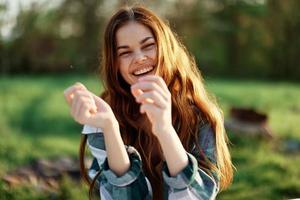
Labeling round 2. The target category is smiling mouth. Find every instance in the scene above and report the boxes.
[133,66,155,76]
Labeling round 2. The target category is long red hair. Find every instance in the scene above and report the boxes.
[80,5,233,200]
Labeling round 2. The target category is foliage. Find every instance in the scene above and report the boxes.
[0,0,299,79]
[1,0,104,74]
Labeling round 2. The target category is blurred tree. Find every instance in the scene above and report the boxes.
[0,1,7,74]
[163,0,300,80]
[59,0,104,72]
[2,0,104,74]
[0,0,299,80]
[207,0,269,78]
[266,0,300,80]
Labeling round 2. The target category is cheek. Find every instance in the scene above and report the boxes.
[118,59,130,77]
[148,48,158,61]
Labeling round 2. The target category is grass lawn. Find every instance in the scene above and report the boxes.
[0,74,300,200]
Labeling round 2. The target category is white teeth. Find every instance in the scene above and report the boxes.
[133,66,154,75]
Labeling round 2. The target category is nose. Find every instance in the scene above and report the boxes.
[134,50,147,64]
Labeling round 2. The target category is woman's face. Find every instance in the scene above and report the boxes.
[116,21,157,85]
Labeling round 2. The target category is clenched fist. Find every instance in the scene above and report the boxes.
[63,82,117,131]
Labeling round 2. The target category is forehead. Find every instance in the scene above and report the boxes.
[116,21,154,46]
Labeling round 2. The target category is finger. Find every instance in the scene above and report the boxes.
[73,93,97,117]
[131,81,168,101]
[70,98,77,118]
[64,82,87,98]
[75,90,97,111]
[138,75,169,94]
[87,92,100,110]
[70,90,87,115]
[78,102,95,123]
[74,82,87,90]
[130,88,143,99]
[71,92,82,118]
[74,100,84,122]
[136,91,166,109]
[84,91,97,113]
[140,102,160,114]
[64,82,87,105]
[64,87,76,105]
[91,93,108,112]
[83,99,98,114]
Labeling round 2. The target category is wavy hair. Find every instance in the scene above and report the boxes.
[79,5,233,200]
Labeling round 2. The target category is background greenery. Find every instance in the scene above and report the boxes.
[0,0,300,199]
[0,75,299,200]
[1,0,300,79]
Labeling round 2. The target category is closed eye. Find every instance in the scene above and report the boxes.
[142,43,155,50]
[119,51,132,57]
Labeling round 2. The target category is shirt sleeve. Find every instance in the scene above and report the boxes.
[82,125,152,200]
[162,123,219,200]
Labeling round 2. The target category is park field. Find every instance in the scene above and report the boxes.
[0,74,300,200]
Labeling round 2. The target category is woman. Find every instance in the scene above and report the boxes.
[64,5,233,200]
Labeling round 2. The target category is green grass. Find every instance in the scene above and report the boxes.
[0,74,300,200]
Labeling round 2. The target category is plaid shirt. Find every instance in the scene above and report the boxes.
[82,122,219,200]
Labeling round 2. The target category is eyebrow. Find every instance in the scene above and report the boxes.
[116,37,154,51]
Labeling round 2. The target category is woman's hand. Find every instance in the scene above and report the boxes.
[64,82,117,131]
[131,75,173,136]
[132,76,189,176]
